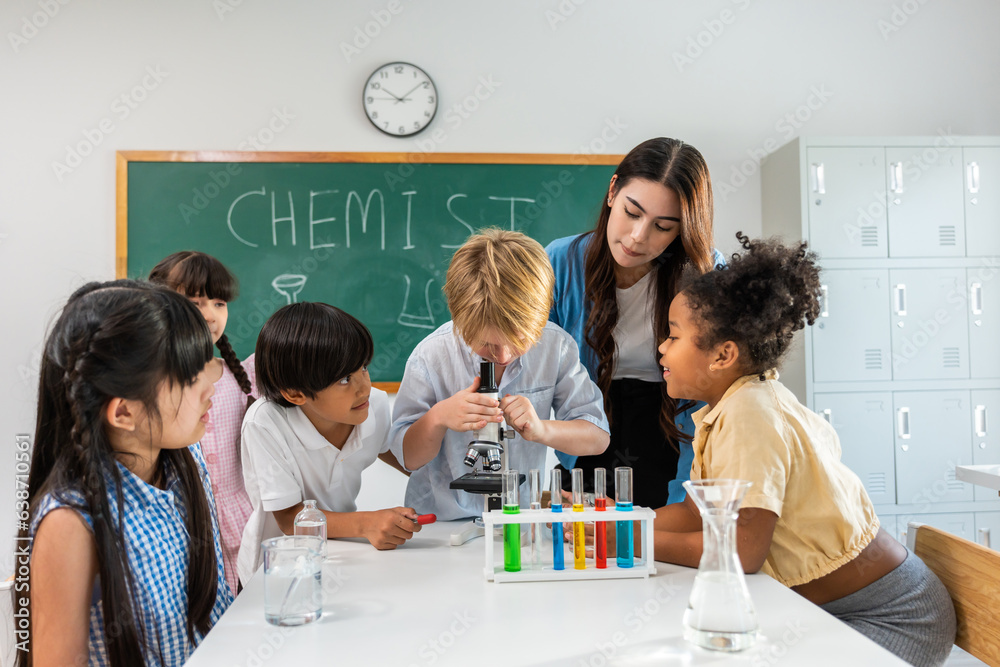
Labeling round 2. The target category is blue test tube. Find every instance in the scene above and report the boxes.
[616,466,633,568]
[550,468,564,570]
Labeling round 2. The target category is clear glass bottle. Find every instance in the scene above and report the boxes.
[294,499,327,556]
[682,479,759,652]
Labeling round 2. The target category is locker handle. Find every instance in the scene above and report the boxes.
[820,285,829,317]
[890,162,904,194]
[821,408,832,423]
[971,282,983,315]
[968,162,980,194]
[979,527,991,549]
[976,405,988,438]
[897,407,911,440]
[894,284,907,316]
[811,163,826,194]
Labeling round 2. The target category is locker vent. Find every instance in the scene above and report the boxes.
[939,226,957,246]
[860,226,879,247]
[867,472,887,495]
[943,348,961,368]
[864,349,883,370]
[947,468,965,493]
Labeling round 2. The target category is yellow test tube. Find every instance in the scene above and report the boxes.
[572,468,585,570]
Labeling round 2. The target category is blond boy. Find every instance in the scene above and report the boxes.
[388,228,610,520]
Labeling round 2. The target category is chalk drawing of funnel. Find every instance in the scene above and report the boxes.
[272,274,307,305]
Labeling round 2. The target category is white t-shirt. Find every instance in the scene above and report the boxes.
[237,387,391,583]
[612,271,662,382]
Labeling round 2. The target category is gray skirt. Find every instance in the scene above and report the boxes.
[820,549,956,667]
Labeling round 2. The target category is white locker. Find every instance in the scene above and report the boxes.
[969,266,1000,379]
[814,392,895,504]
[886,145,965,258]
[812,269,891,382]
[889,268,969,380]
[972,390,1000,502]
[964,147,1000,257]
[806,147,887,259]
[974,512,1000,551]
[898,512,976,544]
[893,390,972,505]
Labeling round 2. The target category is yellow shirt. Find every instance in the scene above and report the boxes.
[691,370,879,587]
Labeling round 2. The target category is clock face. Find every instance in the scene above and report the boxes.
[362,62,438,137]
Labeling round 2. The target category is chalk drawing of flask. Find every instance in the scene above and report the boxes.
[272,274,307,305]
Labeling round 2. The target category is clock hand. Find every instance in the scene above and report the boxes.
[380,87,405,102]
[397,82,425,102]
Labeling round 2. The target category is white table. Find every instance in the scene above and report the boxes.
[956,464,1000,494]
[187,522,906,666]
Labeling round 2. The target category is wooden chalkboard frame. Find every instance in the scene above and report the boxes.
[116,151,623,391]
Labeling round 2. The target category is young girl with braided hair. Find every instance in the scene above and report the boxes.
[149,251,256,594]
[652,233,956,666]
[18,280,231,667]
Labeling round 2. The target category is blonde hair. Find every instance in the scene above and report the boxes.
[444,228,554,352]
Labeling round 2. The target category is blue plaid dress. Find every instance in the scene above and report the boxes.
[30,444,233,666]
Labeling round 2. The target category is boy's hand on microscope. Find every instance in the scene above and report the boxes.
[500,394,547,441]
[432,377,503,432]
[362,507,420,549]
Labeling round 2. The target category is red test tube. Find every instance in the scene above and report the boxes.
[594,468,607,568]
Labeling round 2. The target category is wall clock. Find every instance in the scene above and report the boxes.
[362,62,438,137]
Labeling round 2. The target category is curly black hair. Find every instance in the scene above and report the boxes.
[680,232,823,374]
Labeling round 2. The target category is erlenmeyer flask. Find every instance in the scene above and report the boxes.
[682,479,759,651]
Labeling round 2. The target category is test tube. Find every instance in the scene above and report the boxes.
[616,467,633,568]
[594,468,607,569]
[529,469,543,569]
[503,470,521,572]
[550,468,564,570]
[572,468,586,570]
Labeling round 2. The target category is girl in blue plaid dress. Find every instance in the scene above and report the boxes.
[17,281,232,666]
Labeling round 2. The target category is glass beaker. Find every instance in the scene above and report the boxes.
[682,479,759,652]
[262,535,324,626]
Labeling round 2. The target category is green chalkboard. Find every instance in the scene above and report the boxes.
[116,151,621,386]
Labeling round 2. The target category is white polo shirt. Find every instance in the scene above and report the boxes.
[237,387,390,583]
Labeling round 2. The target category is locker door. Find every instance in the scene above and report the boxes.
[886,146,965,257]
[972,390,1000,502]
[964,147,1000,256]
[889,268,969,380]
[806,147,887,258]
[969,268,1000,379]
[974,512,1000,552]
[898,512,976,543]
[894,390,973,505]
[812,269,891,382]
[813,392,895,504]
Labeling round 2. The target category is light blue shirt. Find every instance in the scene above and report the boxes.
[30,444,232,667]
[545,233,727,504]
[389,321,609,520]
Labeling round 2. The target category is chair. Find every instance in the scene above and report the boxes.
[907,521,1000,667]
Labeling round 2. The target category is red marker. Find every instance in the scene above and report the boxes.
[416,514,437,525]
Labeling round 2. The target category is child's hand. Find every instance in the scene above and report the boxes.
[500,394,547,442]
[361,507,420,550]
[432,377,504,433]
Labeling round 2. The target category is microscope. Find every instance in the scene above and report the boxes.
[448,361,521,545]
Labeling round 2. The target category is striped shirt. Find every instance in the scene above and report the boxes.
[202,354,257,593]
[30,444,233,666]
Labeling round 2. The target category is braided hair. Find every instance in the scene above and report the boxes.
[681,232,823,375]
[17,281,220,667]
[148,251,253,397]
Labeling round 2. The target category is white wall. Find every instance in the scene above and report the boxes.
[3,0,999,571]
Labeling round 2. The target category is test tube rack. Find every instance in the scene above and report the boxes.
[481,506,656,583]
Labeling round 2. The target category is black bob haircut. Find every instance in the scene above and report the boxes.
[255,302,374,407]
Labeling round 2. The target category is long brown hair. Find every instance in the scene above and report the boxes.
[149,251,253,398]
[17,281,220,666]
[579,137,715,447]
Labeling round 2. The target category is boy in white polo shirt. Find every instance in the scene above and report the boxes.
[237,302,419,584]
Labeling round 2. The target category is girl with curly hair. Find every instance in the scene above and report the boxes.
[651,233,956,666]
